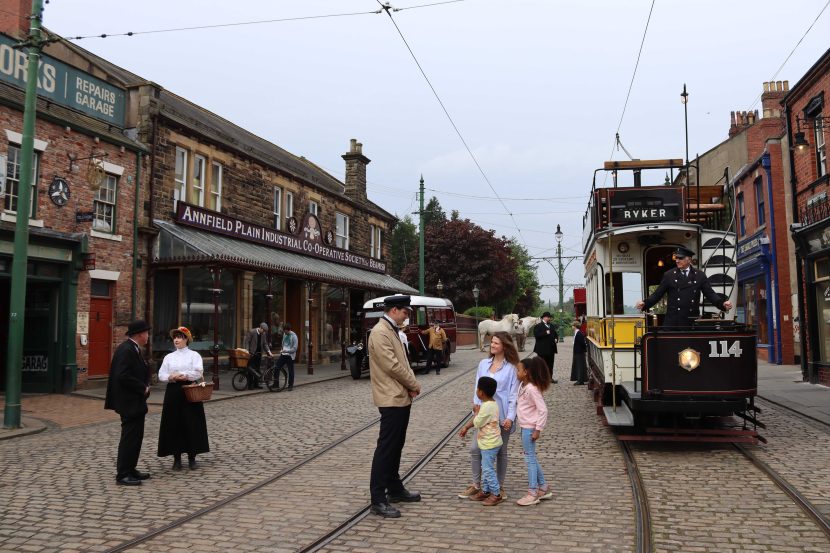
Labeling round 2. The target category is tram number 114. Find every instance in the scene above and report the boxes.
[708,340,743,358]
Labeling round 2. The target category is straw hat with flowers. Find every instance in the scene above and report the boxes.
[169,326,193,343]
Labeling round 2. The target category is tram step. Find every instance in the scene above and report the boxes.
[603,403,634,427]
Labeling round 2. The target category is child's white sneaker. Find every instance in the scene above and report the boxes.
[516,493,540,506]
[536,487,553,500]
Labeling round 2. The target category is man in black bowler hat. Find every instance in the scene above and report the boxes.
[636,246,733,327]
[533,312,559,383]
[105,320,152,486]
[367,294,422,518]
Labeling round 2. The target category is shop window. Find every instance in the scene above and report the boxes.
[93,174,117,232]
[335,212,349,250]
[285,192,294,221]
[5,144,39,217]
[179,268,237,354]
[322,285,346,351]
[173,147,187,209]
[210,162,222,211]
[192,155,206,207]
[309,200,319,217]
[737,193,745,236]
[252,273,285,350]
[273,186,282,230]
[815,276,830,363]
[739,278,768,344]
[152,269,179,354]
[816,257,830,280]
[754,178,765,226]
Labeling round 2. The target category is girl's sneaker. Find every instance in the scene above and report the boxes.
[469,490,491,501]
[536,487,553,500]
[457,485,481,499]
[516,493,540,506]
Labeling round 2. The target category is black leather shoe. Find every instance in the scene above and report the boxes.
[172,458,182,471]
[188,458,197,470]
[116,475,142,486]
[388,489,421,503]
[574,381,585,385]
[131,470,151,480]
[370,502,401,518]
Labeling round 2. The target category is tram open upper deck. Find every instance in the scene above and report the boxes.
[580,159,760,441]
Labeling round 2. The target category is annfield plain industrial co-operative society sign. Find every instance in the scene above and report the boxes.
[0,33,126,127]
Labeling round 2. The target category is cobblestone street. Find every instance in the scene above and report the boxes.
[2,340,830,552]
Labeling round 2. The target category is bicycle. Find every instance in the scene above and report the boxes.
[231,353,288,392]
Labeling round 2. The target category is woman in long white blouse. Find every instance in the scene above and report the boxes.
[157,326,210,470]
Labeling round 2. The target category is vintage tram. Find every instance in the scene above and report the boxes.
[581,159,761,442]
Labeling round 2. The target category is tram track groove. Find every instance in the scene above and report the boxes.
[104,367,474,553]
[299,411,472,553]
[619,441,653,553]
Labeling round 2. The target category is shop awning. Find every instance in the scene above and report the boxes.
[153,220,418,294]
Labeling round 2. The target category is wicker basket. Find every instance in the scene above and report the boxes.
[229,348,250,369]
[182,382,214,403]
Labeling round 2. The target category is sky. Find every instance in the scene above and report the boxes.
[41,0,830,307]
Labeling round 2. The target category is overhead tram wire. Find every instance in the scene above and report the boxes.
[746,0,830,111]
[601,0,656,187]
[374,1,531,251]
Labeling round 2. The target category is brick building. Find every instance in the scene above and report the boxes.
[0,4,148,392]
[680,81,796,364]
[785,48,830,384]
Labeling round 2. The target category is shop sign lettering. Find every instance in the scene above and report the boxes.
[0,33,125,126]
[176,203,387,274]
[22,354,48,372]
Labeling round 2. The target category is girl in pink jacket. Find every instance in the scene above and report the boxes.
[516,356,553,506]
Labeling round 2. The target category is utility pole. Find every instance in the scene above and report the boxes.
[555,224,564,311]
[418,175,425,296]
[5,0,44,429]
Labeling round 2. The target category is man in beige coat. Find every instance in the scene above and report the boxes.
[368,295,422,518]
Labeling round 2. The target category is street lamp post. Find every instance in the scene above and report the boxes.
[555,225,564,311]
[472,285,480,349]
[436,279,443,297]
[681,84,689,168]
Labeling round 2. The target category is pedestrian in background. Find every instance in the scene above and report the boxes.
[457,331,519,501]
[515,356,553,506]
[570,321,588,385]
[275,322,298,391]
[243,322,272,389]
[368,295,422,518]
[533,312,559,383]
[157,327,210,471]
[104,319,152,486]
[420,322,447,375]
[458,376,503,506]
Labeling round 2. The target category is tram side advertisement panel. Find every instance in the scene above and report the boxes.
[642,332,757,396]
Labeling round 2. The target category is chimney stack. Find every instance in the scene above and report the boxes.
[0,0,31,38]
[342,138,370,203]
[760,80,788,118]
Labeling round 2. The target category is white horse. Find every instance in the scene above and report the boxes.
[478,314,520,351]
[514,316,539,352]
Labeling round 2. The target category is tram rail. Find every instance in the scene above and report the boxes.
[619,441,653,553]
[104,368,474,553]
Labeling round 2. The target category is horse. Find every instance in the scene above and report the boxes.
[478,314,521,351]
[514,316,539,352]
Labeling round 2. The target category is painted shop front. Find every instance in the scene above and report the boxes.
[792,221,830,382]
[735,230,776,362]
[150,203,416,371]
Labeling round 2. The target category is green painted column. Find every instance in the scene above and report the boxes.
[418,175,425,296]
[4,0,45,428]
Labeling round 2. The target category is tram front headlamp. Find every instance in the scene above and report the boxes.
[678,348,700,372]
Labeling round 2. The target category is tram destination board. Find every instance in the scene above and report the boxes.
[608,187,683,224]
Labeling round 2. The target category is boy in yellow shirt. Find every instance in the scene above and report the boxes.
[459,376,503,506]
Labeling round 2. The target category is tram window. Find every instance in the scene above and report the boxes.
[815,257,830,281]
[604,272,641,315]
[413,306,427,326]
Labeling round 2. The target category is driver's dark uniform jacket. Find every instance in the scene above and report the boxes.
[642,266,727,327]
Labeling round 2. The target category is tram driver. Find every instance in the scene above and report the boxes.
[635,246,732,327]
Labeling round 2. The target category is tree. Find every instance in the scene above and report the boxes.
[423,196,446,228]
[507,241,541,316]
[389,216,418,285]
[403,217,519,312]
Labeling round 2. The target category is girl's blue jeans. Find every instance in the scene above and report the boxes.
[480,446,501,495]
[521,427,546,491]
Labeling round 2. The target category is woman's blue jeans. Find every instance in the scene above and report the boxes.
[521,427,546,491]
[480,446,501,495]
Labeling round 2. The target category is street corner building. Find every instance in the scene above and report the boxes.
[0,0,415,394]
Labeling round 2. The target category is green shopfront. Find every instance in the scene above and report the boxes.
[0,226,87,393]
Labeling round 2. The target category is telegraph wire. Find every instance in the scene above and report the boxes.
[374,1,530,249]
[393,0,469,11]
[747,0,830,111]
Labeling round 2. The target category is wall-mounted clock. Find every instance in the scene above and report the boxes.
[49,176,70,207]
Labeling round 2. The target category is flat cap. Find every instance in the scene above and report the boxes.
[674,246,695,258]
[384,294,411,308]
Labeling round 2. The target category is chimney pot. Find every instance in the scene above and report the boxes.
[783,80,789,91]
[349,138,357,153]
[763,82,770,92]
[356,142,363,154]
[776,80,783,91]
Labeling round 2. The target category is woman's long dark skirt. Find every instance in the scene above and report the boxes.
[157,382,210,457]
[570,353,588,383]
